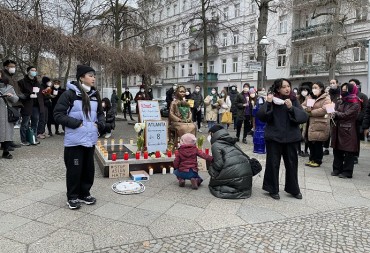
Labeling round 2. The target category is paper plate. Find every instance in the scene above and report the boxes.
[112,180,145,195]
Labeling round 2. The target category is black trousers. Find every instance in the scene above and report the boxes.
[308,141,323,164]
[263,141,300,195]
[236,115,251,139]
[37,106,48,135]
[333,149,355,177]
[123,103,132,119]
[64,146,95,200]
[1,141,11,154]
[192,108,202,129]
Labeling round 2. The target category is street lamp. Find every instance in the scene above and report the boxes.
[259,36,270,90]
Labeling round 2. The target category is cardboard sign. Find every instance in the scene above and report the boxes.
[109,163,129,178]
[197,158,207,171]
[138,100,161,123]
[145,120,168,153]
[306,99,315,107]
[325,103,335,113]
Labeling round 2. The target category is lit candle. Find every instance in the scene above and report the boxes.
[143,151,149,159]
[155,151,161,158]
[97,140,101,147]
[119,138,123,145]
[162,167,166,174]
[104,152,108,159]
[103,139,108,147]
[129,139,134,145]
[111,139,115,146]
[111,153,117,161]
[169,167,174,174]
[135,151,140,160]
[123,152,129,160]
[167,150,172,158]
[149,167,153,175]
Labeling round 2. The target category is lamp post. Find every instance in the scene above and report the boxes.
[259,36,270,90]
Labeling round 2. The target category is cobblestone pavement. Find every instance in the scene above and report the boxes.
[0,114,370,253]
[83,207,370,253]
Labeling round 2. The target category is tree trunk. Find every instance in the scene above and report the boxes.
[257,0,270,90]
[201,0,208,101]
[328,4,341,80]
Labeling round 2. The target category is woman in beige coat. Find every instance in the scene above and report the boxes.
[302,81,331,167]
[204,88,219,129]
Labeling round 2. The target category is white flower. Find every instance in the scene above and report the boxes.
[150,154,156,158]
[134,123,142,133]
[140,123,146,130]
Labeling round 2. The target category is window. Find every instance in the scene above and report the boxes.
[182,0,187,11]
[172,66,176,77]
[353,47,366,61]
[356,3,368,21]
[278,15,287,34]
[133,77,136,85]
[209,61,214,73]
[304,14,313,27]
[165,67,168,78]
[249,26,255,43]
[181,43,186,55]
[222,59,227,73]
[277,49,287,67]
[233,31,239,45]
[172,45,176,59]
[250,0,256,14]
[303,48,313,64]
[232,58,238,72]
[234,3,240,18]
[181,65,185,77]
[222,33,228,47]
[189,64,193,75]
[199,63,203,73]
[223,7,229,21]
[166,27,170,37]
[174,4,177,15]
[173,25,176,36]
[167,7,170,17]
[249,55,255,61]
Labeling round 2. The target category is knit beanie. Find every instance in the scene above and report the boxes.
[76,65,95,81]
[180,133,197,145]
[42,76,51,85]
[27,66,36,72]
[208,124,224,134]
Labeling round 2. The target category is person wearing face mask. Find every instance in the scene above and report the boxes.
[249,88,257,135]
[37,76,53,139]
[0,75,19,159]
[121,87,134,121]
[166,83,178,110]
[228,85,239,130]
[256,78,308,200]
[302,81,331,168]
[100,97,116,139]
[48,79,65,135]
[204,88,219,129]
[235,83,253,144]
[207,124,253,199]
[297,84,312,157]
[54,65,105,210]
[218,89,232,129]
[147,87,153,100]
[190,85,204,132]
[18,66,43,146]
[330,83,360,179]
[0,60,22,149]
[134,85,147,119]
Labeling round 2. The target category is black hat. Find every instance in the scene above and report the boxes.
[208,124,224,134]
[76,65,95,80]
[27,66,36,72]
[42,76,51,84]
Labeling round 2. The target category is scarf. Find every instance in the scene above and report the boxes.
[342,84,360,103]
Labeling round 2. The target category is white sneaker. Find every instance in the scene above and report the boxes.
[197,129,202,133]
[104,133,112,139]
[14,125,20,129]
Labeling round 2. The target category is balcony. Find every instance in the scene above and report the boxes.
[198,73,218,81]
[292,23,334,41]
[189,18,220,38]
[290,62,342,76]
[188,45,218,60]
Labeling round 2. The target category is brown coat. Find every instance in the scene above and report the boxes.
[204,95,218,121]
[169,100,195,137]
[331,101,360,153]
[302,93,331,142]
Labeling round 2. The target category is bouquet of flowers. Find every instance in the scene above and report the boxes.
[134,123,145,151]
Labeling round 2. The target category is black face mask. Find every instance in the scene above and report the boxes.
[341,92,349,97]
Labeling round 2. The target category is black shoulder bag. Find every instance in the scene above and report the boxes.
[1,95,20,123]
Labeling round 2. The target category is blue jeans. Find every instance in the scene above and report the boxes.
[207,121,216,130]
[174,168,201,180]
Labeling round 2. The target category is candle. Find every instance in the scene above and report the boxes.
[129,139,134,145]
[103,139,108,147]
[97,140,101,147]
[155,151,161,158]
[123,152,129,160]
[162,167,166,174]
[111,153,117,161]
[143,151,148,159]
[111,139,115,146]
[167,150,172,158]
[135,151,140,160]
[205,148,209,155]
[149,167,153,175]
[169,167,174,174]
[104,152,108,159]
[119,138,123,145]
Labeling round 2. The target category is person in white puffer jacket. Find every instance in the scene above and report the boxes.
[217,89,231,129]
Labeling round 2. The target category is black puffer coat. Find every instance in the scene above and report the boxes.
[208,129,253,199]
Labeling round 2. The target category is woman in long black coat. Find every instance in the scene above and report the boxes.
[256,78,308,200]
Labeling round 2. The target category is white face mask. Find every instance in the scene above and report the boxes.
[185,91,190,96]
[250,93,256,98]
[195,88,200,92]
[301,90,308,97]
[140,89,144,92]
[293,90,298,94]
[211,90,216,95]
[272,97,285,105]
[207,135,211,143]
[46,82,52,87]
[102,102,105,107]
[220,93,225,97]
[8,67,16,74]
[231,87,236,91]
[243,88,249,93]
[173,85,177,90]
[330,83,337,89]
[312,88,320,96]
[81,83,91,92]
[54,85,60,89]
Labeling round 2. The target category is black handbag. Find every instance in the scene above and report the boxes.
[1,96,20,123]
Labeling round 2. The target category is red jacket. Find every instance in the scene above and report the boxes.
[173,144,213,172]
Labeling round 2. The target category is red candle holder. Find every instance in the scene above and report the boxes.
[205,148,209,155]
[135,151,140,160]
[111,153,117,161]
[123,152,129,160]
[167,150,172,158]
[143,151,148,159]
[155,151,161,158]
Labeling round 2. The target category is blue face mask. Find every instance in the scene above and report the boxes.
[30,71,37,77]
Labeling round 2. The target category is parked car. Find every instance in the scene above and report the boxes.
[158,100,168,117]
